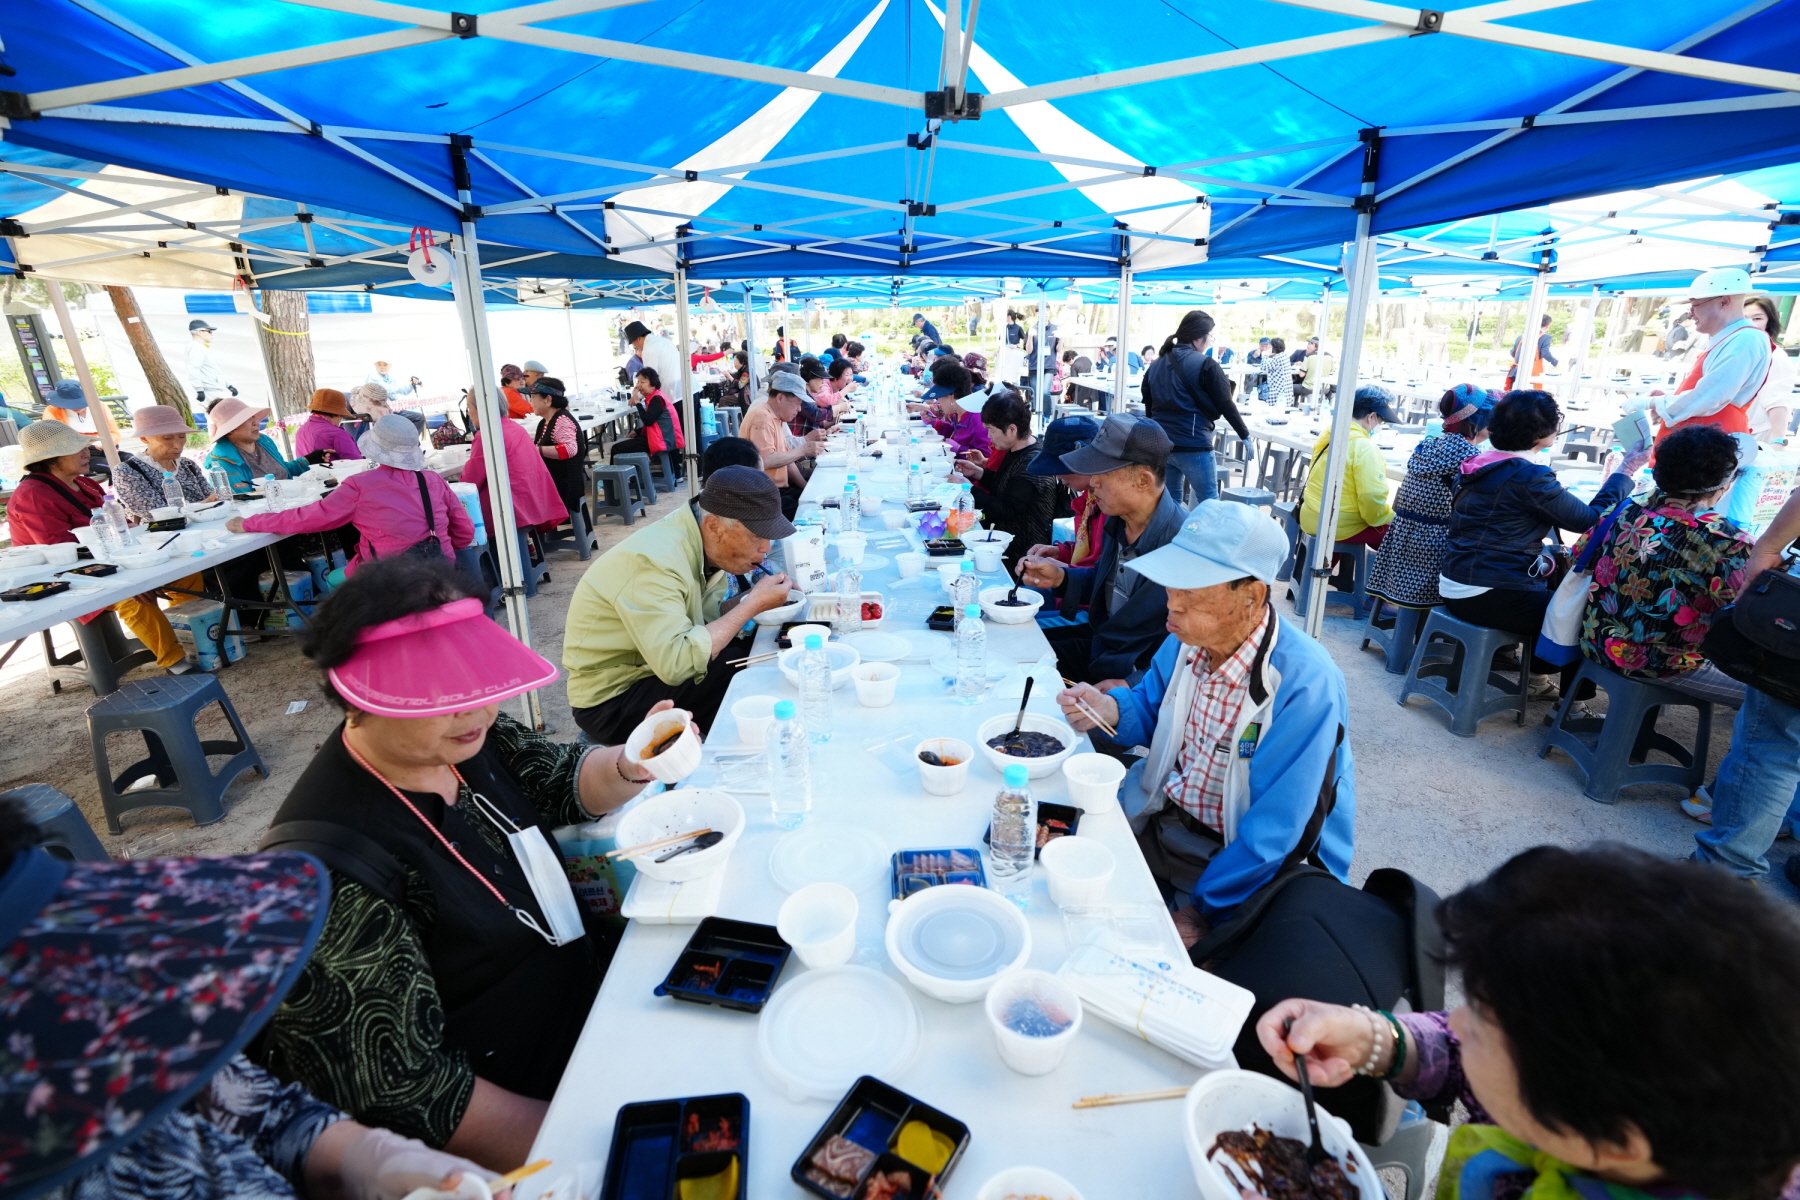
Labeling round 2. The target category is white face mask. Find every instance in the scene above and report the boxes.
[468,791,587,947]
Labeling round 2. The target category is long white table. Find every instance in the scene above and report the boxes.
[525,454,1207,1200]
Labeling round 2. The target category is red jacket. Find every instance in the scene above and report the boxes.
[7,471,102,546]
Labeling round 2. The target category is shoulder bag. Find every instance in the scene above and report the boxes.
[1535,498,1632,667]
[1702,565,1800,708]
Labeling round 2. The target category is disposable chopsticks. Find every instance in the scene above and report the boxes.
[1071,1087,1190,1109]
[606,828,715,861]
[1059,676,1118,739]
[727,650,782,667]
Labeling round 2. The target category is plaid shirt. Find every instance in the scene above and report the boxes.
[1165,608,1270,830]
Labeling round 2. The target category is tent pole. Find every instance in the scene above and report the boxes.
[1303,209,1377,639]
[46,283,121,471]
[1113,263,1132,416]
[451,221,542,729]
[743,286,760,404]
[566,300,582,395]
[1033,291,1049,421]
[676,265,698,496]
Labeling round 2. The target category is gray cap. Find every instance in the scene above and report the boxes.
[697,465,797,540]
[767,371,807,398]
[1127,499,1291,590]
[1059,412,1173,475]
[523,360,548,373]
[188,318,216,332]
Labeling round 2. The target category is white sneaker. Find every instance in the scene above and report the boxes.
[1680,786,1712,825]
[1526,675,1560,700]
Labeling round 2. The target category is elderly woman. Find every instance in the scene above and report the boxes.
[43,377,121,442]
[462,394,566,599]
[527,376,588,513]
[0,798,507,1200]
[6,420,199,673]
[113,403,214,516]
[910,359,991,456]
[1366,383,1494,611]
[1260,845,1800,1200]
[256,556,675,1170]
[347,381,427,442]
[294,387,362,464]
[953,389,1055,573]
[205,397,308,493]
[607,366,686,465]
[226,415,473,577]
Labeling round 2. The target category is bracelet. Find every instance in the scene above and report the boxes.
[1377,1009,1408,1081]
[1350,1004,1386,1076]
[614,750,651,787]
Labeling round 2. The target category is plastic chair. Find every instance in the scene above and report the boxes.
[6,782,108,861]
[1292,535,1373,620]
[1361,601,1435,675]
[39,611,156,697]
[651,450,682,492]
[612,451,658,500]
[454,544,503,614]
[542,494,601,561]
[715,407,740,437]
[1540,658,1714,803]
[87,674,266,833]
[1256,445,1294,497]
[591,463,648,526]
[1397,609,1534,737]
[1270,501,1303,583]
[1220,486,1277,510]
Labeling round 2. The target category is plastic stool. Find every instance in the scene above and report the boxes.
[1271,502,1303,583]
[1257,446,1293,496]
[1540,658,1714,803]
[39,611,156,697]
[543,499,601,560]
[1221,486,1277,510]
[1397,609,1534,737]
[1293,535,1373,619]
[612,452,658,500]
[6,782,108,861]
[591,463,648,525]
[454,544,503,614]
[1361,601,1434,675]
[524,529,553,588]
[1360,1112,1440,1200]
[88,674,266,833]
[715,407,740,437]
[651,450,682,492]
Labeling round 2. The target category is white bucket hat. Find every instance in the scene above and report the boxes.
[358,414,426,471]
[1687,267,1753,300]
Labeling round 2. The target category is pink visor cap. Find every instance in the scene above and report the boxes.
[327,598,559,717]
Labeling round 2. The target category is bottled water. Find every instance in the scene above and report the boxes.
[836,565,863,635]
[100,494,136,549]
[952,561,979,627]
[768,699,813,830]
[160,471,186,510]
[908,436,923,466]
[989,763,1037,909]
[949,482,977,537]
[845,471,861,520]
[205,467,233,499]
[263,474,281,504]
[955,604,987,704]
[800,634,834,743]
[842,481,860,533]
[906,461,925,504]
[89,507,123,557]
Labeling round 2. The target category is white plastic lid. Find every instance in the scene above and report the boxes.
[889,885,1030,982]
[768,821,889,893]
[757,965,921,1101]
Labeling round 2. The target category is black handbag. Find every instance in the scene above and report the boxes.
[1702,566,1800,708]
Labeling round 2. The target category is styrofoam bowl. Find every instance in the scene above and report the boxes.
[757,589,808,625]
[914,737,973,795]
[41,543,80,566]
[885,882,1033,1003]
[973,1167,1085,1200]
[979,586,1044,625]
[1039,836,1116,908]
[612,787,745,882]
[1182,1070,1381,1200]
[1062,753,1128,813]
[976,712,1079,779]
[110,549,170,571]
[984,969,1084,1075]
[778,641,862,691]
[622,708,703,784]
[959,528,1014,552]
[1,547,47,567]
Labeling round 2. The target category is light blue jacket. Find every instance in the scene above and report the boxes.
[1110,613,1355,922]
[205,435,308,494]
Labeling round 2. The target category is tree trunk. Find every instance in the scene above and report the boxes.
[1491,301,1512,350]
[106,285,193,426]
[257,290,315,431]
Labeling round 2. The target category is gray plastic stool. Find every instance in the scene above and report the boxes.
[454,544,503,615]
[1271,501,1302,582]
[40,611,157,697]
[1362,601,1434,675]
[591,463,648,525]
[1293,535,1373,619]
[543,498,600,560]
[715,407,740,437]
[612,451,658,500]
[88,674,266,833]
[1221,486,1277,510]
[651,450,682,491]
[1257,446,1294,496]
[6,783,108,861]
[1398,609,1534,737]
[1540,658,1714,803]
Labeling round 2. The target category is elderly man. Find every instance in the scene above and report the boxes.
[521,360,548,389]
[1058,500,1355,941]
[365,360,419,399]
[1019,413,1186,689]
[1625,267,1773,443]
[911,312,942,351]
[624,321,683,407]
[564,466,796,742]
[184,317,235,408]
[740,371,828,516]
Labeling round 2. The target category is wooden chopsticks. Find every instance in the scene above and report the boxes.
[1071,1086,1189,1109]
[1059,676,1118,739]
[606,828,716,861]
[726,650,782,667]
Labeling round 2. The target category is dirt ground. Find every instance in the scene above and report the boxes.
[0,489,1783,908]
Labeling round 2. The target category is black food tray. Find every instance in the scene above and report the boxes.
[792,1076,969,1200]
[982,801,1082,859]
[1,580,70,602]
[601,1092,748,1200]
[654,917,791,1013]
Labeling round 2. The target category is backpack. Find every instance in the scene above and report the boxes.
[1701,566,1800,708]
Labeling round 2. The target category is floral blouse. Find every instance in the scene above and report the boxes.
[1572,491,1752,679]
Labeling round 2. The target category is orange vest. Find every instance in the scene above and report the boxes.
[1654,326,1765,446]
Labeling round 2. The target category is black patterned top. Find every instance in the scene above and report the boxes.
[255,715,597,1147]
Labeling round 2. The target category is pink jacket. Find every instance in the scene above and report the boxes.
[465,417,568,531]
[294,414,362,462]
[243,464,473,575]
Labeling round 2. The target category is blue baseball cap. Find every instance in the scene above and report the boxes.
[919,384,954,401]
[1028,414,1102,476]
[1127,499,1290,590]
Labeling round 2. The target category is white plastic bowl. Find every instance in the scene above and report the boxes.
[960,528,1014,552]
[622,708,702,785]
[1,547,47,567]
[974,1167,1085,1200]
[976,712,1079,779]
[1039,836,1116,908]
[612,788,745,882]
[1182,1070,1381,1200]
[111,549,170,571]
[984,969,1084,1075]
[979,586,1044,625]
[913,737,973,796]
[757,589,808,625]
[885,881,1033,1003]
[778,641,862,691]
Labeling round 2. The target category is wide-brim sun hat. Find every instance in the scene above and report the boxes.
[327,596,560,716]
[17,417,95,462]
[0,847,329,1198]
[51,379,89,410]
[357,413,427,471]
[206,397,270,442]
[308,388,353,418]
[129,404,192,439]
[1687,266,1753,300]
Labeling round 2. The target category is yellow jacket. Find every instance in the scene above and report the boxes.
[1299,424,1394,541]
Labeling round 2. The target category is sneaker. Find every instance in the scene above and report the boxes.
[166,661,197,676]
[1680,785,1714,826]
[1526,675,1560,701]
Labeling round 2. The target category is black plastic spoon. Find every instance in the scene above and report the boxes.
[1011,676,1035,735]
[1285,1016,1329,1166]
[654,830,725,862]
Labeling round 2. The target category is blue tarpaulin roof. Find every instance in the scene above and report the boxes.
[6,0,1800,280]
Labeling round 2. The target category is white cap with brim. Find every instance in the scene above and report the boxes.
[1125,499,1291,591]
[1687,266,1753,300]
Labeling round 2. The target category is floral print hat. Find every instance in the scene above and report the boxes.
[0,848,329,1198]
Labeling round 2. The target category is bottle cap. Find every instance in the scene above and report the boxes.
[961,560,974,571]
[1003,763,1029,788]
[964,604,981,618]
[774,700,796,720]
[806,635,824,650]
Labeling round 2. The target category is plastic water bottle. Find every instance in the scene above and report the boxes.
[159,470,186,511]
[906,461,925,504]
[836,565,863,635]
[989,763,1037,909]
[206,467,233,499]
[800,634,834,743]
[952,560,979,626]
[908,435,923,466]
[89,507,122,557]
[100,494,136,548]
[769,699,813,829]
[950,481,977,536]
[955,604,987,704]
[842,481,860,533]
